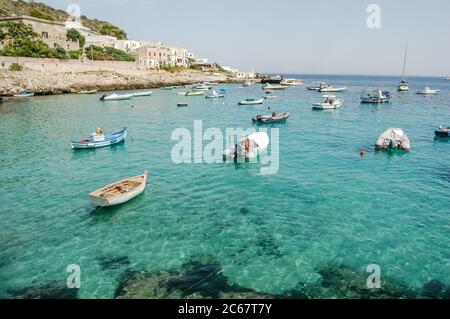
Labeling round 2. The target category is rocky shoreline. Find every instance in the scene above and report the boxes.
[0,68,239,96]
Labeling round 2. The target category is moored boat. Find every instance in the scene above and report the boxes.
[375,128,411,151]
[223,132,270,160]
[89,171,148,207]
[186,90,205,96]
[252,112,291,123]
[262,83,287,91]
[205,90,225,98]
[100,93,133,101]
[131,91,153,97]
[77,89,98,94]
[398,41,410,92]
[435,126,450,138]
[280,78,303,86]
[14,92,34,97]
[318,85,346,93]
[360,89,391,103]
[307,82,326,91]
[416,87,440,95]
[177,103,188,107]
[313,96,343,110]
[264,95,278,99]
[192,84,210,91]
[238,98,264,105]
[71,127,127,149]
[243,79,255,87]
[259,75,283,84]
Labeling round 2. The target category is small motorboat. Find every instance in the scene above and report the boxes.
[100,93,133,101]
[14,92,34,97]
[89,171,148,207]
[77,89,98,94]
[223,132,270,160]
[252,112,291,123]
[162,86,175,90]
[259,75,283,84]
[205,90,225,98]
[319,85,346,93]
[131,91,153,97]
[220,88,227,92]
[239,98,264,105]
[262,83,287,90]
[416,87,440,95]
[186,90,205,96]
[313,96,343,110]
[177,92,188,95]
[71,127,127,149]
[192,84,210,91]
[264,95,278,99]
[177,103,188,107]
[375,128,411,151]
[435,126,450,138]
[307,82,326,91]
[280,78,303,86]
[360,89,391,103]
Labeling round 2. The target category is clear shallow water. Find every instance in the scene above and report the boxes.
[0,75,449,298]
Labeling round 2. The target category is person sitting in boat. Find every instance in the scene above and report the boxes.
[91,127,105,142]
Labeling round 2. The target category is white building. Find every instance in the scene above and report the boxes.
[114,40,141,53]
[65,21,117,48]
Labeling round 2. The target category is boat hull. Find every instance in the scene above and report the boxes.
[239,99,264,105]
[71,128,126,149]
[435,131,450,138]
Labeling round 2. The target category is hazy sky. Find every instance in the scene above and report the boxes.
[42,0,450,76]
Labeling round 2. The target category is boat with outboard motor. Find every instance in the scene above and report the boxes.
[223,132,270,160]
[252,112,290,123]
[360,89,391,103]
[375,128,411,151]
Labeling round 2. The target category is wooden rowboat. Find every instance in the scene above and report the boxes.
[89,171,148,207]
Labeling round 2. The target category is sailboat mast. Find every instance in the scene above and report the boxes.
[402,41,408,80]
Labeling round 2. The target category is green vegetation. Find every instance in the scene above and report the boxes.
[98,22,127,40]
[85,45,135,62]
[66,28,85,48]
[189,64,203,71]
[0,0,128,39]
[28,9,55,21]
[8,62,23,71]
[0,22,67,59]
[67,49,81,59]
[160,64,185,73]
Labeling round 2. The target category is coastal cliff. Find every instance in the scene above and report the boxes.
[0,58,237,96]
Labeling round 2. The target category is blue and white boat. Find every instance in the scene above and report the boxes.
[71,127,127,149]
[14,92,34,97]
[435,126,450,138]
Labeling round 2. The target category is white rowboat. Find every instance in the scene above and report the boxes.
[89,171,148,207]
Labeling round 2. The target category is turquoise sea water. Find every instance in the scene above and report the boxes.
[0,75,449,298]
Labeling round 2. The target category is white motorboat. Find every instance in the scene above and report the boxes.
[193,84,210,91]
[100,93,133,101]
[89,171,148,207]
[223,132,270,160]
[307,82,326,91]
[360,89,391,103]
[243,79,255,87]
[262,83,287,90]
[318,83,346,92]
[375,128,411,151]
[416,87,440,95]
[280,78,303,86]
[398,41,410,92]
[205,90,225,98]
[239,98,264,105]
[131,91,153,97]
[313,96,343,110]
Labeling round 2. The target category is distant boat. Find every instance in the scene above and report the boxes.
[318,85,346,93]
[307,82,326,91]
[192,84,210,91]
[186,90,205,96]
[131,91,153,97]
[435,126,450,138]
[445,77,450,81]
[280,78,303,86]
[14,92,34,97]
[262,83,287,91]
[100,93,133,101]
[264,95,278,99]
[259,75,283,84]
[223,132,269,160]
[177,103,188,107]
[71,127,127,149]
[243,79,255,87]
[398,41,410,92]
[375,128,411,151]
[220,88,228,92]
[416,87,440,95]
[239,98,264,105]
[360,89,391,103]
[252,112,291,124]
[162,86,176,90]
[89,171,148,207]
[313,96,344,110]
[205,90,224,98]
[77,89,98,94]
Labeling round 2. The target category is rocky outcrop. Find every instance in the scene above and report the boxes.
[0,68,237,96]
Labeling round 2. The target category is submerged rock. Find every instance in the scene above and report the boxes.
[96,254,130,271]
[115,256,272,299]
[8,281,78,299]
[421,279,450,299]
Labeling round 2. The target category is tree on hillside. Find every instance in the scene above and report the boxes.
[66,28,85,48]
